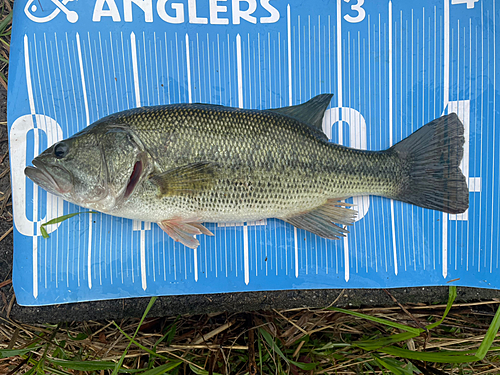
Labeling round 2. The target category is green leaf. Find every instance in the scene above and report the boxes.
[48,359,116,371]
[111,324,173,362]
[154,320,179,348]
[356,332,419,351]
[139,361,182,375]
[188,364,223,375]
[111,297,157,375]
[475,302,500,360]
[258,332,263,375]
[40,226,49,239]
[426,286,457,330]
[259,328,316,371]
[373,356,418,375]
[379,346,478,364]
[0,347,43,358]
[373,356,405,375]
[0,12,12,35]
[41,211,98,239]
[328,308,421,335]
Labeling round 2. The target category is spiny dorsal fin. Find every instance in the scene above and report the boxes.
[267,94,333,133]
[149,161,218,197]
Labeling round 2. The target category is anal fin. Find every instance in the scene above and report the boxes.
[158,218,214,249]
[282,199,357,239]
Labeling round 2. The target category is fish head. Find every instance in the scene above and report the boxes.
[25,125,149,212]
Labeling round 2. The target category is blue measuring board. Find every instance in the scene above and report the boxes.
[8,0,499,306]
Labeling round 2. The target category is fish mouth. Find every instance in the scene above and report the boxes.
[24,160,72,196]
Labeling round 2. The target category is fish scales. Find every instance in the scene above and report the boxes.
[107,104,401,223]
[25,95,468,248]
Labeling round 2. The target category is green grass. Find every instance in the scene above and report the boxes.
[2,287,500,374]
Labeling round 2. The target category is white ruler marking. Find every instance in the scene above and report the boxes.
[131,32,141,108]
[478,2,483,273]
[87,214,93,289]
[336,0,349,282]
[130,32,148,289]
[143,32,150,105]
[24,35,38,298]
[76,32,93,289]
[25,36,36,115]
[236,34,249,283]
[194,247,198,282]
[243,225,249,285]
[140,229,147,290]
[443,212,448,278]
[287,5,292,105]
[236,34,243,108]
[336,0,342,108]
[185,33,192,103]
[389,1,398,276]
[442,0,450,278]
[443,0,450,110]
[494,0,497,272]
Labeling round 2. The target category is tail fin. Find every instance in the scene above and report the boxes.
[389,113,469,214]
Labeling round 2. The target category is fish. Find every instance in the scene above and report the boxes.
[25,94,469,249]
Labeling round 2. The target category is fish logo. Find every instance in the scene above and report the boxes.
[24,0,78,23]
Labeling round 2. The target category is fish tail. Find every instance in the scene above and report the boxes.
[389,113,469,214]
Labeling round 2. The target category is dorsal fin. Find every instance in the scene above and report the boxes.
[267,94,333,132]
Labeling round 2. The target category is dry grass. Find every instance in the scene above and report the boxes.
[1,295,500,374]
[0,0,11,90]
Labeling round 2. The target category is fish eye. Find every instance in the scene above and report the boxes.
[54,142,69,159]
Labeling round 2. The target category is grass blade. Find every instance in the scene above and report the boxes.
[259,328,316,371]
[373,356,405,375]
[189,364,223,375]
[0,12,12,35]
[138,361,182,375]
[40,211,98,239]
[356,331,419,351]
[380,346,478,363]
[111,297,157,375]
[47,359,116,371]
[328,308,421,335]
[426,286,457,330]
[111,322,170,361]
[475,303,500,360]
[0,347,42,358]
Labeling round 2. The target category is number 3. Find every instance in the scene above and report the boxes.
[344,0,366,23]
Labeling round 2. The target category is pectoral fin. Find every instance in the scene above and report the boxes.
[150,161,218,197]
[158,218,214,249]
[282,199,357,239]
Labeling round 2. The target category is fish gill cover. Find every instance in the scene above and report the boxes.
[7,0,500,306]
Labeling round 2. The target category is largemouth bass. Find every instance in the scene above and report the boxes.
[25,95,469,249]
